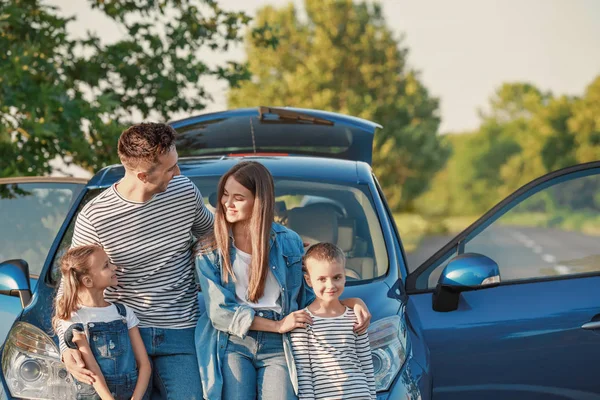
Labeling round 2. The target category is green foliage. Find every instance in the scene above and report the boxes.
[0,0,276,177]
[418,76,600,217]
[227,0,449,211]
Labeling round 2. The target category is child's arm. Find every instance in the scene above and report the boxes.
[290,328,315,400]
[71,332,114,400]
[128,326,151,400]
[356,331,377,399]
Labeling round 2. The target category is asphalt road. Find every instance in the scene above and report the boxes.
[405,225,600,286]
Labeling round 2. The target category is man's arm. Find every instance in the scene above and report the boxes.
[191,185,214,237]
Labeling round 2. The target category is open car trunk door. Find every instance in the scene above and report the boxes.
[171,106,381,165]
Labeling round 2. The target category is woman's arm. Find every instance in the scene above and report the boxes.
[340,297,372,334]
[128,327,151,400]
[249,310,312,333]
[72,333,114,400]
[196,254,256,338]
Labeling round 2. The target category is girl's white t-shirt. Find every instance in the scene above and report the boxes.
[58,303,139,334]
[232,247,282,313]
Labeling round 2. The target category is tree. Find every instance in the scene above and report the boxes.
[417,76,600,218]
[569,75,600,163]
[227,0,449,211]
[0,0,276,177]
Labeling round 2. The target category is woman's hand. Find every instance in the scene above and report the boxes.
[352,301,372,334]
[277,310,313,333]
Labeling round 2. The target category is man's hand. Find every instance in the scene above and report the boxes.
[62,348,96,385]
[352,301,372,335]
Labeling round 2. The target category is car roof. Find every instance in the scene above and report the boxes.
[88,156,373,188]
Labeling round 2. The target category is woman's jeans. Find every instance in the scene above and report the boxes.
[222,310,296,400]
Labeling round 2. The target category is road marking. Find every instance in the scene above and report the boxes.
[554,265,572,275]
[541,254,556,263]
[511,229,571,276]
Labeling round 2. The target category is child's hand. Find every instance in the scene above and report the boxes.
[277,310,313,333]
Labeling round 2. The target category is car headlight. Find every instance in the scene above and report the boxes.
[2,322,76,399]
[369,315,408,392]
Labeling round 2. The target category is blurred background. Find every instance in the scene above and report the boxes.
[1,0,599,270]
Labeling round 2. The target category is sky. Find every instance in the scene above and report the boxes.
[48,0,600,134]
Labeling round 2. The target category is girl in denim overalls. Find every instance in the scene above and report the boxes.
[195,161,371,400]
[52,245,151,400]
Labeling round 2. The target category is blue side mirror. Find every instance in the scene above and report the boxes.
[0,259,32,308]
[432,253,500,312]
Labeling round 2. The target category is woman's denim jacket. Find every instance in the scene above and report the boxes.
[195,223,314,400]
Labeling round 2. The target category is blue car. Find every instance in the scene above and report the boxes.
[1,106,599,399]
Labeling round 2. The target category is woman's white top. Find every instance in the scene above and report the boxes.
[232,247,282,313]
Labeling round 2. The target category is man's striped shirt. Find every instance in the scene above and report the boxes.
[290,307,376,399]
[57,175,213,352]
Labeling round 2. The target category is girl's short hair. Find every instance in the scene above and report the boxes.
[303,242,346,274]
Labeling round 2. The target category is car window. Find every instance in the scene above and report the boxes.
[424,173,600,289]
[52,176,389,284]
[197,177,389,282]
[0,181,83,278]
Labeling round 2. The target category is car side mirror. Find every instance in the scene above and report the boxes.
[432,253,500,312]
[0,259,32,308]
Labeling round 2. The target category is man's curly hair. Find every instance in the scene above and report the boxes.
[117,123,176,170]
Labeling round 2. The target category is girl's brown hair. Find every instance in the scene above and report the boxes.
[202,161,275,302]
[52,244,103,332]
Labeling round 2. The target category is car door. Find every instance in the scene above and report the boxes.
[0,177,86,343]
[405,161,600,399]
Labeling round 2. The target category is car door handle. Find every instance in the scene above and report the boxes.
[581,321,600,330]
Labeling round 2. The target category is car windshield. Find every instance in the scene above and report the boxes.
[51,176,388,284]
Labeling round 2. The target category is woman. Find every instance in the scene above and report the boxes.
[195,161,371,400]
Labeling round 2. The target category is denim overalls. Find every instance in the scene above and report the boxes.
[64,303,140,400]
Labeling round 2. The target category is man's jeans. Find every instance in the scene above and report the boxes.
[139,327,201,400]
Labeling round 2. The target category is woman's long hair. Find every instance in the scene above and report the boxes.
[203,161,275,302]
[52,244,102,333]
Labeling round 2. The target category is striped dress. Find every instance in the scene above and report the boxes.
[57,175,213,352]
[290,307,376,399]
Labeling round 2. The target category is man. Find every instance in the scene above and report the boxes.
[58,123,213,399]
